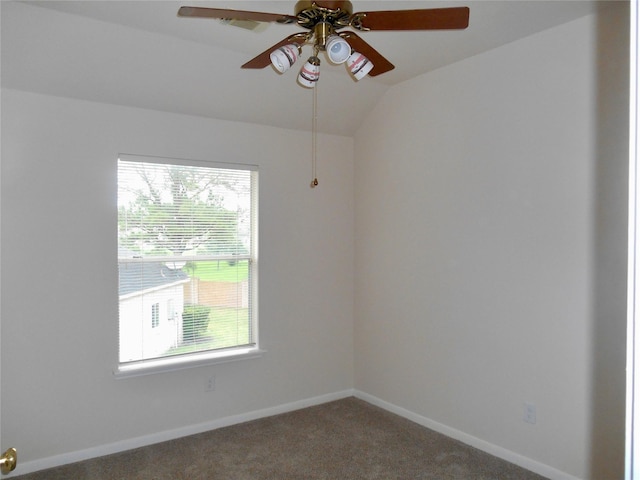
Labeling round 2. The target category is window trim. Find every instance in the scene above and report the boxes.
[113,347,266,379]
[115,153,259,378]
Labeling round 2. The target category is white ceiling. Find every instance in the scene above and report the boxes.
[1,0,608,135]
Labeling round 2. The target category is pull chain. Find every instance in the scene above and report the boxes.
[310,81,319,188]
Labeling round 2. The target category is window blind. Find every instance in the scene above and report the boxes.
[117,155,257,365]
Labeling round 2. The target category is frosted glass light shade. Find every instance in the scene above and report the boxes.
[346,51,374,80]
[298,56,321,88]
[270,44,300,73]
[326,35,351,64]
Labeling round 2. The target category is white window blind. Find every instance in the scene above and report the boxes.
[117,155,258,368]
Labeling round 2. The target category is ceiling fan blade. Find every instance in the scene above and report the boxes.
[351,7,469,31]
[178,6,297,24]
[339,32,394,77]
[241,33,309,69]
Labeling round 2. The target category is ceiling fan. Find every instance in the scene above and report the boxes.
[178,1,469,86]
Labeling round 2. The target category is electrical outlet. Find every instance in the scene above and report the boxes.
[205,375,216,392]
[524,402,536,424]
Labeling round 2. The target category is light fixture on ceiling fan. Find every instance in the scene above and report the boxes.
[265,23,373,87]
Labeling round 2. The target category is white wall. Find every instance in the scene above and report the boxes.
[0,90,355,470]
[354,6,628,480]
[0,3,629,479]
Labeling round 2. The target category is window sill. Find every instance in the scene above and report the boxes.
[113,347,265,379]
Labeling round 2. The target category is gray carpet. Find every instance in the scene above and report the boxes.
[13,397,548,479]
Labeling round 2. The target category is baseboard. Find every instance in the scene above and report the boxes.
[9,389,356,477]
[353,390,582,480]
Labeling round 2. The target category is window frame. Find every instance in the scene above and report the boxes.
[114,154,262,378]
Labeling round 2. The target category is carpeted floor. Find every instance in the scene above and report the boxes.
[13,397,548,479]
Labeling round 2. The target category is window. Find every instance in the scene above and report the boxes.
[116,154,258,376]
[151,303,160,329]
[168,299,176,322]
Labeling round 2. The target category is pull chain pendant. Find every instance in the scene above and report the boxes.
[310,80,318,188]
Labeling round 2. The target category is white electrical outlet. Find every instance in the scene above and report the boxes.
[524,402,537,424]
[205,375,216,392]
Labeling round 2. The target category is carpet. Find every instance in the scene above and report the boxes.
[12,397,548,479]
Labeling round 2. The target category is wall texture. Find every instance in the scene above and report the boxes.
[0,90,355,470]
[354,7,628,480]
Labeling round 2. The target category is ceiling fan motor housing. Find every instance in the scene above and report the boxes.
[294,1,354,30]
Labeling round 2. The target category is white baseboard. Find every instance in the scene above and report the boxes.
[9,389,356,477]
[353,390,582,480]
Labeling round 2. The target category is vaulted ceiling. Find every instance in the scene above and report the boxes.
[2,1,606,135]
